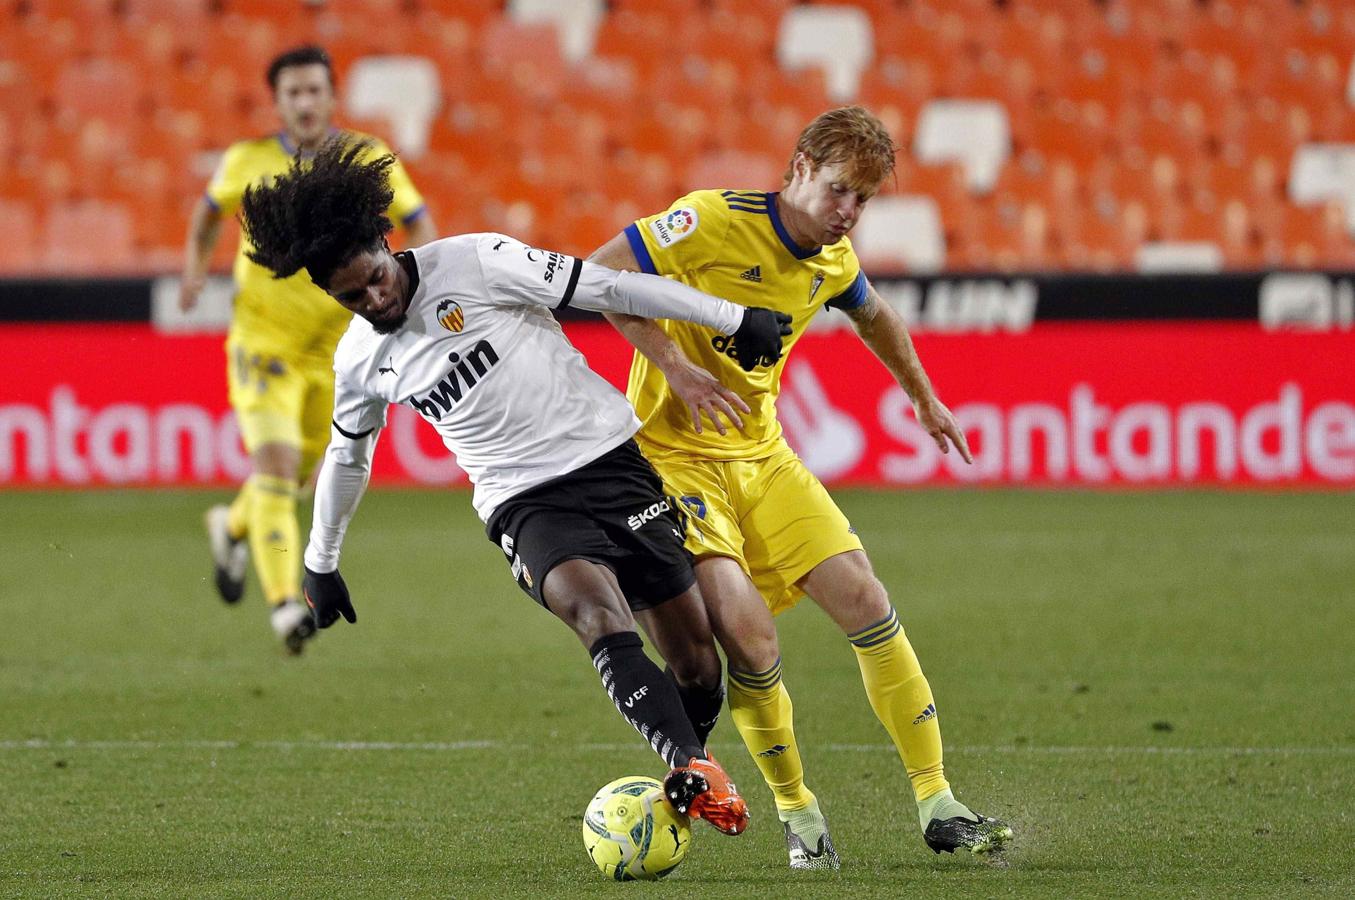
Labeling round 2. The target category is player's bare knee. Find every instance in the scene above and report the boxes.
[716,620,780,675]
[666,644,722,692]
[569,606,635,648]
[252,442,300,479]
[839,574,891,631]
[547,589,632,647]
[811,567,892,634]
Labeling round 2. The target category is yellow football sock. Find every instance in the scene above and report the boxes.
[246,474,300,606]
[727,658,816,813]
[226,481,252,541]
[848,607,950,802]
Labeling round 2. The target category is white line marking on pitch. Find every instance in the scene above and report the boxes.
[1,739,1352,756]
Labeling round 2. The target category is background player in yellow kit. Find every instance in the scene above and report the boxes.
[179,46,436,653]
[588,106,1012,866]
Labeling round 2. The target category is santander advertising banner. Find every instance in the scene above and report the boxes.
[2,323,1352,488]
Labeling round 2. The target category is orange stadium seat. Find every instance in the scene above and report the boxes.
[120,0,212,19]
[413,0,502,27]
[709,0,792,17]
[16,0,113,19]
[41,200,136,274]
[0,111,13,164]
[0,198,40,272]
[3,0,1354,272]
[478,19,569,102]
[106,156,180,252]
[682,150,782,195]
[53,57,141,124]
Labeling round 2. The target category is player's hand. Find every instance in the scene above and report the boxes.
[731,308,793,372]
[915,397,974,464]
[303,566,357,628]
[666,356,749,435]
[178,277,204,313]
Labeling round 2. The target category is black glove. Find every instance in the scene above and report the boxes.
[731,307,793,372]
[303,566,356,628]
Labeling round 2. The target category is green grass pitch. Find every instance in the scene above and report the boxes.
[3,488,1351,898]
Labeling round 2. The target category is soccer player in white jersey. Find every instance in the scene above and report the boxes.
[237,137,796,835]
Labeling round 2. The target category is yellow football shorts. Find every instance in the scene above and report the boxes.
[645,439,864,615]
[225,334,334,468]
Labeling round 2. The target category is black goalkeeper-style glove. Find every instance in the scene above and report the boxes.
[731,307,793,372]
[303,566,356,628]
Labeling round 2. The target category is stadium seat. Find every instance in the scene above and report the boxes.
[776,4,874,103]
[3,0,1355,275]
[120,0,211,22]
[1135,241,1225,273]
[478,19,569,102]
[852,195,946,274]
[41,200,135,274]
[199,14,284,85]
[507,0,604,64]
[913,100,1011,194]
[0,198,40,273]
[412,0,501,26]
[18,0,114,21]
[682,151,782,195]
[54,57,141,129]
[344,56,441,159]
[1218,198,1266,270]
[1061,199,1138,272]
[1288,143,1355,215]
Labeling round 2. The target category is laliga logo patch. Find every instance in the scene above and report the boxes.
[649,207,699,247]
[436,299,465,333]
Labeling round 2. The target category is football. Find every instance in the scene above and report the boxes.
[581,776,691,881]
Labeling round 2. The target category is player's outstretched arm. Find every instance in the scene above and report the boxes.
[179,197,223,312]
[586,233,754,433]
[303,426,380,627]
[845,281,973,464]
[569,259,791,373]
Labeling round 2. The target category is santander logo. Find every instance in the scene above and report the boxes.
[778,360,867,480]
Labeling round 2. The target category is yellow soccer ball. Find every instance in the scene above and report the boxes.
[581,776,691,881]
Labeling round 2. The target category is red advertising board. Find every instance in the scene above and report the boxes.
[2,323,1352,487]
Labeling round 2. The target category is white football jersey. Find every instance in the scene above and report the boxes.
[330,234,640,520]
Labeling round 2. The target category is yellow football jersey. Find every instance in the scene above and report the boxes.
[623,189,867,460]
[206,130,426,360]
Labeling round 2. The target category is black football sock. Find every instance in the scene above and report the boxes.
[590,631,706,768]
[665,664,725,749]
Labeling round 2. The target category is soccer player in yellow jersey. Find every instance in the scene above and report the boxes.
[589,106,1012,865]
[179,46,436,653]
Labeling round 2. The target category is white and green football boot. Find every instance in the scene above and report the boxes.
[780,798,840,870]
[919,788,1013,854]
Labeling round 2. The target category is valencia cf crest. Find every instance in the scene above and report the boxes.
[436,299,465,333]
[809,271,826,302]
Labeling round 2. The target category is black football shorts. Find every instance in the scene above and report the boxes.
[485,439,695,611]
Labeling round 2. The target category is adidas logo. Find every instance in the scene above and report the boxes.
[756,743,789,758]
[913,703,936,725]
[739,265,762,282]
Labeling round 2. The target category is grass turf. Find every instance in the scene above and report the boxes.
[2,488,1351,898]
